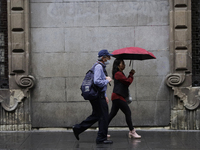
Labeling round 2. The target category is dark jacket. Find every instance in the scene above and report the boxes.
[113,72,129,98]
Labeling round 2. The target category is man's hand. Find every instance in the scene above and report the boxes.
[106,76,112,82]
[106,97,109,104]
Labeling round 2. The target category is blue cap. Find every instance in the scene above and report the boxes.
[98,49,113,57]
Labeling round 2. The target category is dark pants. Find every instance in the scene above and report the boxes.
[74,92,108,142]
[108,99,134,131]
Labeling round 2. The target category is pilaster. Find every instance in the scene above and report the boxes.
[0,0,35,131]
[166,0,200,129]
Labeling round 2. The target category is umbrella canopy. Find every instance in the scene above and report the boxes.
[111,47,156,60]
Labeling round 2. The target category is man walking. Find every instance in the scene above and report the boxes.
[72,49,113,144]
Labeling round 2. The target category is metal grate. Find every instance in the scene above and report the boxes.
[0,0,9,89]
[192,0,200,86]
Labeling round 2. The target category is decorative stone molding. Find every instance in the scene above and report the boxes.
[0,0,35,112]
[166,73,185,87]
[166,0,200,110]
[0,77,35,111]
[173,87,200,110]
[0,89,24,111]
[15,75,35,89]
[166,73,200,110]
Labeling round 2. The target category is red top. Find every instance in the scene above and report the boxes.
[111,71,134,102]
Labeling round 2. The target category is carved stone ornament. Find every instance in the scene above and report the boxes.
[166,73,185,87]
[166,0,200,111]
[0,75,35,111]
[0,0,35,113]
[166,73,200,110]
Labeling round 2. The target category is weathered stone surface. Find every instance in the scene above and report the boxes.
[65,27,135,53]
[32,77,66,102]
[174,0,188,7]
[66,77,84,102]
[65,28,99,53]
[32,102,91,127]
[175,29,188,49]
[31,2,98,27]
[133,50,170,76]
[31,0,62,2]
[31,28,65,53]
[174,10,187,28]
[31,53,69,77]
[11,0,24,9]
[136,76,170,101]
[11,13,24,30]
[12,32,25,50]
[32,100,170,127]
[73,2,99,27]
[131,101,170,126]
[31,3,72,27]
[137,1,169,25]
[99,2,138,26]
[12,53,25,72]
[135,26,169,50]
[175,50,188,70]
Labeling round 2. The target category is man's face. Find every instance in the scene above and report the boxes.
[102,56,111,63]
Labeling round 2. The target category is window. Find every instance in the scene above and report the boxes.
[0,0,9,89]
[192,0,200,86]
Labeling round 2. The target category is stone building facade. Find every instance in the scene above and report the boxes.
[0,0,199,131]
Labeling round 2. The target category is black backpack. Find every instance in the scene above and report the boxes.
[80,63,100,100]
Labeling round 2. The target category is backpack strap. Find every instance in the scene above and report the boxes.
[91,62,107,76]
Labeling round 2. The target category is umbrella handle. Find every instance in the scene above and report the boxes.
[129,60,134,69]
[132,60,134,69]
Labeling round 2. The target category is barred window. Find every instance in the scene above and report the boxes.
[192,0,200,86]
[0,0,9,89]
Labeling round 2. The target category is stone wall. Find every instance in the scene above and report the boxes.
[30,0,170,127]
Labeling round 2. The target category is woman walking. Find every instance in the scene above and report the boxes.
[108,58,141,139]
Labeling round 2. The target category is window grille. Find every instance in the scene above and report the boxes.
[0,0,9,89]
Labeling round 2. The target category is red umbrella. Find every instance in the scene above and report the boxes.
[111,47,156,60]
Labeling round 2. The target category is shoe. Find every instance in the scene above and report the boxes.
[128,129,141,139]
[72,125,79,140]
[96,140,113,144]
[107,134,111,138]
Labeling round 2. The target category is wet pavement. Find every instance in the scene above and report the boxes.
[0,129,200,150]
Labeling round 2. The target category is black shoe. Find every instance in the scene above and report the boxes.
[72,125,79,140]
[96,140,113,144]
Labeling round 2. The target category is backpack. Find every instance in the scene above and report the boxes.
[80,63,101,100]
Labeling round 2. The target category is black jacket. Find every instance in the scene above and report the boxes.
[113,72,129,98]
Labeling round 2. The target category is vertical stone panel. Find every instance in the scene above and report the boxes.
[11,0,24,10]
[167,0,200,130]
[175,50,188,70]
[175,29,188,49]
[11,13,24,31]
[12,32,25,50]
[12,53,25,72]
[175,10,187,28]
[174,0,188,7]
[0,0,34,131]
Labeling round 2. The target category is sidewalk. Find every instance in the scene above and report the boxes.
[0,129,200,150]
